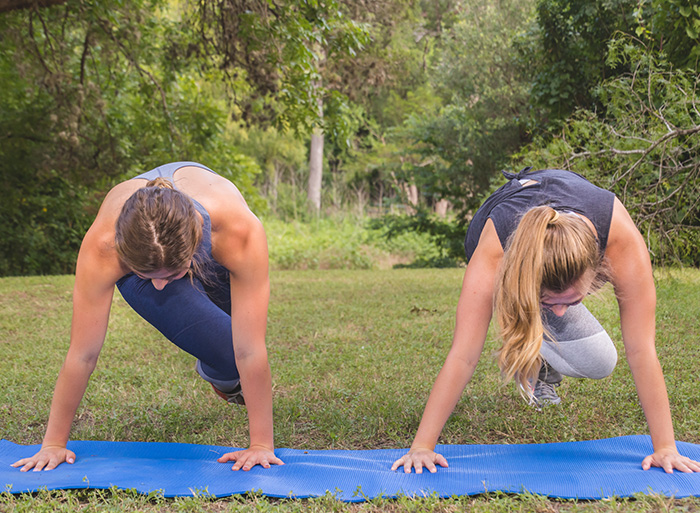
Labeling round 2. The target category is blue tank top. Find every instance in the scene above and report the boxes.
[464,168,615,260]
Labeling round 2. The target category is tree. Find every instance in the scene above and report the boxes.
[195,0,369,213]
[0,0,264,275]
[396,0,536,217]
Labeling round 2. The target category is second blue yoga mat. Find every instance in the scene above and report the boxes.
[3,435,700,501]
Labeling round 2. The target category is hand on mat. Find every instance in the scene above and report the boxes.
[11,446,76,472]
[218,445,284,471]
[642,448,700,474]
[391,448,448,474]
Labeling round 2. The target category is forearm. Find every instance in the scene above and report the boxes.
[238,353,275,449]
[411,356,475,451]
[43,355,95,447]
[628,350,676,450]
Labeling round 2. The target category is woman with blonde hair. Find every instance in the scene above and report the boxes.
[13,162,283,472]
[392,167,700,475]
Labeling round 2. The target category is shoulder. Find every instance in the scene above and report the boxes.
[207,190,267,276]
[606,197,644,255]
[471,218,505,262]
[605,197,651,279]
[77,180,139,281]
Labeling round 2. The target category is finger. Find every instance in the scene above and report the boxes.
[270,456,285,466]
[436,454,449,468]
[66,451,76,464]
[44,458,60,471]
[675,461,693,473]
[32,459,48,472]
[20,461,37,472]
[218,452,239,463]
[641,455,652,470]
[403,461,413,474]
[426,461,437,474]
[391,457,404,471]
[662,461,674,474]
[11,458,29,468]
[241,457,260,471]
[243,458,270,472]
[414,461,424,474]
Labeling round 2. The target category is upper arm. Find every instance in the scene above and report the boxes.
[605,197,656,355]
[450,219,503,367]
[69,219,125,364]
[212,207,270,358]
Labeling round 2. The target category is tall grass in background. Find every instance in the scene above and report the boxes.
[264,216,451,270]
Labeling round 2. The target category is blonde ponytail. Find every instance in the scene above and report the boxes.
[494,206,600,394]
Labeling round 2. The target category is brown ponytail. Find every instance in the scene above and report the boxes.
[494,206,600,394]
[115,181,202,274]
[145,177,175,190]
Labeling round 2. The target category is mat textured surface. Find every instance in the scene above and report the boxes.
[3,436,700,501]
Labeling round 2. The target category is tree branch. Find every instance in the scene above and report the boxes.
[0,0,65,13]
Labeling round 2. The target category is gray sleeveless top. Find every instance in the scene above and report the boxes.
[464,168,615,260]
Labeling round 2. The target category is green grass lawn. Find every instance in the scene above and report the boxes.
[1,268,700,511]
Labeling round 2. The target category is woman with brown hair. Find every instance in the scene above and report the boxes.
[13,162,283,472]
[392,167,700,475]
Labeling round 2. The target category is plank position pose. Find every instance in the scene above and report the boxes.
[392,167,700,474]
[13,162,283,472]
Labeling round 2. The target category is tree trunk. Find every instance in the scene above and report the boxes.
[307,103,324,213]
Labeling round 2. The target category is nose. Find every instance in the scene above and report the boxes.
[550,304,568,317]
[152,279,169,290]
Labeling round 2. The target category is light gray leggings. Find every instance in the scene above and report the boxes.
[540,304,618,379]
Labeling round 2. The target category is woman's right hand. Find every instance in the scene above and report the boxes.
[11,446,76,472]
[391,448,448,474]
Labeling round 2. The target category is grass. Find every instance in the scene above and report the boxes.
[1,268,700,511]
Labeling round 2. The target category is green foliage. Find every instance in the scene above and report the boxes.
[195,0,370,134]
[520,0,636,124]
[390,0,535,217]
[0,174,92,276]
[635,0,700,68]
[368,212,464,267]
[264,215,445,270]
[0,1,264,276]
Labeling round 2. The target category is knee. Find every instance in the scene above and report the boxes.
[580,332,618,379]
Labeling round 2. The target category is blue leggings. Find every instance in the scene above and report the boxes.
[116,272,240,390]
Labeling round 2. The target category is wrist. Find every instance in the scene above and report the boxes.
[248,443,274,452]
[41,443,67,450]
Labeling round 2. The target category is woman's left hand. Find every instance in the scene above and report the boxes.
[642,448,700,473]
[218,445,284,471]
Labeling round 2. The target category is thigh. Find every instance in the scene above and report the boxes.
[116,273,238,381]
[540,304,618,379]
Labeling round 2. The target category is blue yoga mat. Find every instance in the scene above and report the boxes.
[3,436,700,501]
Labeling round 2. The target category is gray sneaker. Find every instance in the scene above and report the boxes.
[532,379,561,407]
[211,382,245,405]
[524,360,563,408]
